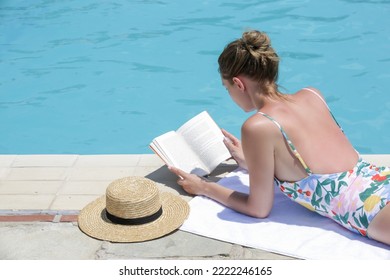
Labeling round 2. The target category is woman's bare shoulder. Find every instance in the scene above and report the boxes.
[241,113,279,139]
[297,86,325,98]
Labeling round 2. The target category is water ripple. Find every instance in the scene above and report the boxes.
[279,51,323,60]
[164,16,234,27]
[378,58,390,62]
[302,35,361,43]
[8,49,45,54]
[287,14,349,23]
[197,50,220,56]
[132,62,180,73]
[127,29,174,40]
[340,0,390,3]
[40,84,87,95]
[21,66,81,78]
[219,0,283,9]
[56,56,92,65]
[119,110,147,115]
[176,99,217,106]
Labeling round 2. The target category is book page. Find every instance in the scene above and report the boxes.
[177,111,231,173]
[150,131,209,176]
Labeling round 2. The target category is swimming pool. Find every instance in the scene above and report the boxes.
[1,0,389,154]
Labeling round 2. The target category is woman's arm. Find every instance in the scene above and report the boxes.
[169,115,276,218]
[168,166,262,217]
[240,115,276,218]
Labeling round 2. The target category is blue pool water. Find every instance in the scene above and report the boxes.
[1,0,389,154]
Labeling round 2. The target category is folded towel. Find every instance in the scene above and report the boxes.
[180,168,390,259]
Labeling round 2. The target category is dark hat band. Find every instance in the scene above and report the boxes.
[105,207,163,225]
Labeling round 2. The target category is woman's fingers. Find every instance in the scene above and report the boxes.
[221,129,239,145]
[168,166,186,180]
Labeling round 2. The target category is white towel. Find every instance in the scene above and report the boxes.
[180,168,390,259]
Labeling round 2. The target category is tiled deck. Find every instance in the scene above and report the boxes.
[1,154,390,212]
[1,154,390,213]
[0,154,236,215]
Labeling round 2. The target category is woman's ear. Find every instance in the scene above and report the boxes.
[232,77,245,91]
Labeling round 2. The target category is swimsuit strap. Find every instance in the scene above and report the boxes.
[302,87,344,133]
[257,111,313,175]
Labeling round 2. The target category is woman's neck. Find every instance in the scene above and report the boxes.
[245,80,282,110]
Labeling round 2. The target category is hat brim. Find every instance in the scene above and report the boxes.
[78,192,189,243]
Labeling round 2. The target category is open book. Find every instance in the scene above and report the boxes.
[149,111,232,176]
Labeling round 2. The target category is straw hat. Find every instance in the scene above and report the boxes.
[78,176,189,242]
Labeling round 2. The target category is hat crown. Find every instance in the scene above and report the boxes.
[106,177,161,219]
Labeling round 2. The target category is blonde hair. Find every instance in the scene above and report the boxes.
[218,30,281,97]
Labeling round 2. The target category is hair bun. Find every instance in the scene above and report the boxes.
[241,30,276,63]
[242,30,271,52]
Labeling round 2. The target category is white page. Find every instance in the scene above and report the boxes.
[150,131,208,176]
[177,111,231,172]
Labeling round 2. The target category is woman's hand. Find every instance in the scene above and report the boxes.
[168,166,209,196]
[222,129,247,169]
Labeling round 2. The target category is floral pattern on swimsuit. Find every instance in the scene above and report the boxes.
[276,158,390,237]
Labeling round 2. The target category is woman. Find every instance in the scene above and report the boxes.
[169,30,390,245]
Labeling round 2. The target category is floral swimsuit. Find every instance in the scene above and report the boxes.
[258,88,390,237]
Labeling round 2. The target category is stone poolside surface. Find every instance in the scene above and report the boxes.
[0,154,389,260]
